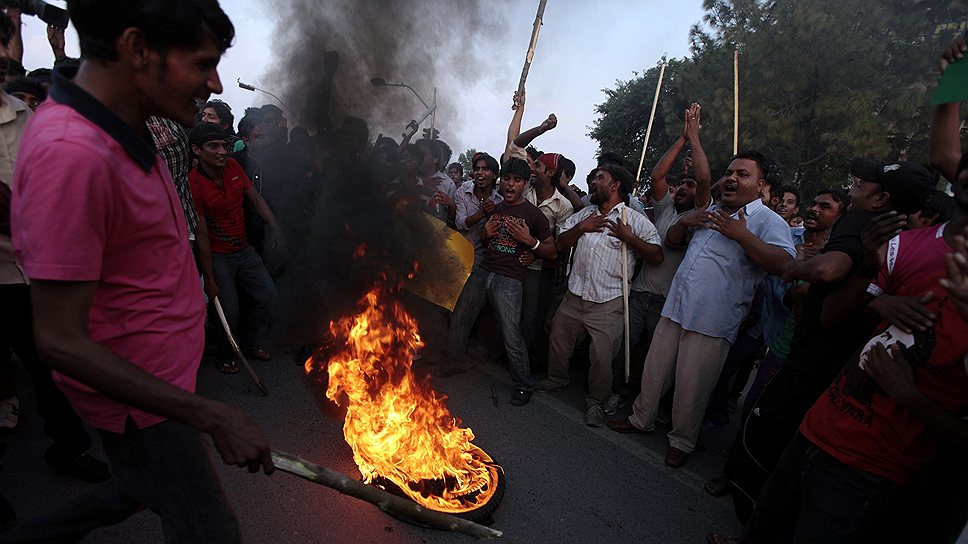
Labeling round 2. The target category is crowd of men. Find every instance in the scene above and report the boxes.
[0,1,966,542]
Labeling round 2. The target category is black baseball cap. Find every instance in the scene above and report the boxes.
[849,158,936,214]
[500,157,531,179]
[189,122,227,146]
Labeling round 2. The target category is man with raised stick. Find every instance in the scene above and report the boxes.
[535,164,663,427]
[6,1,273,541]
[609,151,795,468]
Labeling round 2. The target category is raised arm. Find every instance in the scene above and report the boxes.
[685,104,711,208]
[503,90,526,163]
[929,36,965,182]
[512,113,556,150]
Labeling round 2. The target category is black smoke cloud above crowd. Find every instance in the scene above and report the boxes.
[258,0,508,348]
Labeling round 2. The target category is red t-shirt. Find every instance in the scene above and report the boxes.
[800,224,968,484]
[12,86,205,433]
[189,157,253,254]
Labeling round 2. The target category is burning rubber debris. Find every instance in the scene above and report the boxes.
[305,286,504,520]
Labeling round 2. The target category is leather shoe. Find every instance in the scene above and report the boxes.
[665,446,689,468]
[52,453,111,483]
[606,419,653,434]
[510,389,532,406]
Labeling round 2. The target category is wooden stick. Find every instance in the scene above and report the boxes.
[270,450,503,540]
[634,63,667,185]
[515,0,549,108]
[213,297,269,396]
[733,48,739,155]
[620,207,630,382]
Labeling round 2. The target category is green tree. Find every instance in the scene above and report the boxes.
[457,148,479,179]
[591,0,968,198]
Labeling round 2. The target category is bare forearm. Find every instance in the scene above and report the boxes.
[513,124,545,149]
[666,222,690,249]
[558,184,584,211]
[194,220,216,283]
[627,238,663,264]
[504,106,525,163]
[929,102,962,182]
[651,137,686,197]
[690,137,712,208]
[785,252,852,284]
[555,227,584,252]
[534,238,557,260]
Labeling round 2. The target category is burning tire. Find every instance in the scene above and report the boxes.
[372,446,506,525]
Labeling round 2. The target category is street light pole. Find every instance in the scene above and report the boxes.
[237,78,299,122]
[369,77,430,110]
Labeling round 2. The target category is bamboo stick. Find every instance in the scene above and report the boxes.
[620,208,630,382]
[733,48,739,155]
[634,63,667,185]
[270,450,503,539]
[515,0,549,108]
[213,297,269,396]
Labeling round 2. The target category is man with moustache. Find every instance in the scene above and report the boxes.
[455,152,503,266]
[535,164,663,427]
[604,104,710,414]
[609,151,796,468]
[447,158,556,407]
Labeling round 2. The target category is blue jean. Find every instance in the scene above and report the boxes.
[211,246,276,352]
[0,419,240,543]
[447,269,534,390]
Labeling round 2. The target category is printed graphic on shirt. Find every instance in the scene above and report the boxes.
[488,213,526,255]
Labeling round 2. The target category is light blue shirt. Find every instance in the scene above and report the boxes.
[662,198,795,343]
[760,227,805,347]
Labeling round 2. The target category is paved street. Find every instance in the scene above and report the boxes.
[2,321,743,543]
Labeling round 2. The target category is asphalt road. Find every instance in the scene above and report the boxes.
[2,324,744,543]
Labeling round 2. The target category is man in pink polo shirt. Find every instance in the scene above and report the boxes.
[6,1,272,542]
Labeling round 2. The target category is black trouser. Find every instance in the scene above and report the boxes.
[0,284,91,466]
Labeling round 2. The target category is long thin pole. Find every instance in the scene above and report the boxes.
[634,63,667,185]
[620,208,630,382]
[733,49,739,155]
[515,0,549,108]
[271,450,503,539]
[431,87,437,138]
[213,297,269,396]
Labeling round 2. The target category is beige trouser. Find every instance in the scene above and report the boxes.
[629,317,731,453]
[546,292,624,409]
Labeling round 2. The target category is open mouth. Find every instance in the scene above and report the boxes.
[722,182,737,196]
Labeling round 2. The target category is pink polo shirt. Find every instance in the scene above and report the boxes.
[12,73,205,433]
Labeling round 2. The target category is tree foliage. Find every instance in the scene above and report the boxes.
[457,148,479,179]
[590,0,967,198]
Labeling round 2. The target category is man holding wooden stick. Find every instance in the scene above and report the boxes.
[608,151,794,468]
[6,2,273,541]
[535,164,662,427]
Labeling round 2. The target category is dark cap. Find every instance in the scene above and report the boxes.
[189,122,227,146]
[500,157,531,179]
[849,158,935,214]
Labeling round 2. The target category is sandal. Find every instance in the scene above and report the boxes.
[706,533,739,544]
[247,348,271,361]
[704,475,732,497]
[217,359,240,374]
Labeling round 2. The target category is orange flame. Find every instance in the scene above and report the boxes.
[306,287,499,513]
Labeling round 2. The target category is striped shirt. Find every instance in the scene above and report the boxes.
[558,202,661,303]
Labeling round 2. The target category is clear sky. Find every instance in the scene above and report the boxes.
[20,0,706,186]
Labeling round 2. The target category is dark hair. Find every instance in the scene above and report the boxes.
[0,13,16,48]
[586,167,598,184]
[400,143,423,162]
[732,150,771,179]
[433,140,452,168]
[779,185,800,207]
[237,113,260,138]
[68,0,234,62]
[815,188,849,216]
[597,164,634,198]
[260,103,284,119]
[201,99,234,133]
[525,145,542,160]
[472,152,499,175]
[5,76,47,101]
[761,177,781,200]
[447,162,463,176]
[921,189,956,225]
[560,156,576,180]
[597,151,627,169]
